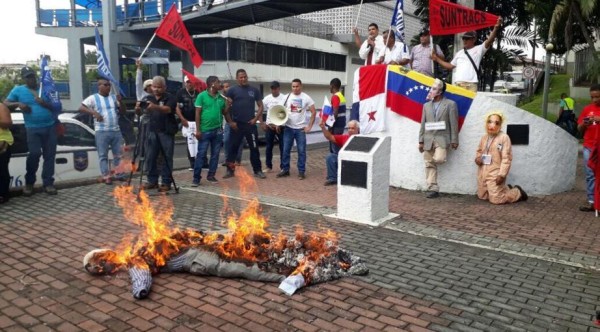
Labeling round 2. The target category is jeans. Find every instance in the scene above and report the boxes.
[326,153,337,182]
[0,145,11,201]
[226,122,262,173]
[25,125,57,187]
[95,130,123,177]
[264,126,283,170]
[584,147,595,203]
[281,127,307,173]
[193,128,223,182]
[223,123,243,163]
[145,132,175,186]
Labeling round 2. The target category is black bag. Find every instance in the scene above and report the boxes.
[556,110,577,137]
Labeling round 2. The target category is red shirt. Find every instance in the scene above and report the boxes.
[331,95,340,109]
[578,104,600,149]
[333,134,351,148]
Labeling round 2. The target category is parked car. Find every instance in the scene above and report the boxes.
[9,112,101,189]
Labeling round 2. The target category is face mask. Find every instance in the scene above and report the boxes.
[426,85,441,101]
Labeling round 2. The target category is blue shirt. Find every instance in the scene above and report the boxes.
[6,85,55,128]
[226,84,262,122]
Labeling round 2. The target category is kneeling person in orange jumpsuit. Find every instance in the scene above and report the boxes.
[475,112,527,204]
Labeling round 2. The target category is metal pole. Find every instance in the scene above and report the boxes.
[541,43,553,120]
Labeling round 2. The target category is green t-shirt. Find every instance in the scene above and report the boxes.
[194,90,225,132]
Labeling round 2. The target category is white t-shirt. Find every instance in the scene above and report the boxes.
[451,44,488,83]
[263,93,288,125]
[378,42,410,66]
[358,35,386,66]
[82,93,120,132]
[285,92,314,129]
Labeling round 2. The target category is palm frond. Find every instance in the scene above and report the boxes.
[502,26,541,49]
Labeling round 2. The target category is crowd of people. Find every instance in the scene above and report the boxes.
[1,19,598,211]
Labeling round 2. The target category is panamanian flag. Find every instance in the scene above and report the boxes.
[321,96,336,127]
[351,65,388,134]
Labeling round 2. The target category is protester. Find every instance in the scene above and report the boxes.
[277,79,316,180]
[320,120,359,186]
[222,81,243,166]
[79,78,127,184]
[135,59,153,101]
[577,84,600,212]
[223,69,266,179]
[377,30,410,66]
[328,78,347,154]
[475,112,527,204]
[353,23,385,66]
[410,29,444,77]
[0,103,13,204]
[3,66,61,196]
[192,76,229,186]
[418,79,458,198]
[135,76,178,192]
[176,76,201,170]
[432,17,502,92]
[261,81,287,172]
[556,92,577,136]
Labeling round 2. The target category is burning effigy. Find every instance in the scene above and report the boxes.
[83,171,368,299]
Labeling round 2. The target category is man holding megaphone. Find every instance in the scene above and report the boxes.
[261,81,287,173]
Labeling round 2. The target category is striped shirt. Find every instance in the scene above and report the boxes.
[82,93,121,132]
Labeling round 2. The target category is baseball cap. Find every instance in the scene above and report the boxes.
[21,66,36,78]
[270,81,280,88]
[143,79,153,89]
[462,31,477,39]
[419,29,430,37]
[184,76,190,83]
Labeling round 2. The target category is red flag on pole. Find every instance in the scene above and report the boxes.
[429,0,499,35]
[155,5,203,67]
[181,69,207,92]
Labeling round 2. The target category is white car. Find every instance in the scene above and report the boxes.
[9,113,102,189]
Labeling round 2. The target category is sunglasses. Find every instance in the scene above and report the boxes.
[100,83,111,86]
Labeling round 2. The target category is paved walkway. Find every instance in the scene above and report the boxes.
[1,145,600,331]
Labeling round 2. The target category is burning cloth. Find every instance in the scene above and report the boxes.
[83,186,368,299]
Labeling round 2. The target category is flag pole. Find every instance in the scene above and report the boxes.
[430,36,435,76]
[138,33,157,61]
[354,0,364,28]
[39,54,44,98]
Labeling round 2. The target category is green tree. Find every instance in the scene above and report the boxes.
[549,0,598,53]
[0,78,15,101]
[84,50,98,65]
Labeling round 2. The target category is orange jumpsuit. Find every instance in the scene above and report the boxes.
[475,132,522,204]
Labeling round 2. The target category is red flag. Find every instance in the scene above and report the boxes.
[181,69,207,92]
[155,5,203,67]
[429,0,499,35]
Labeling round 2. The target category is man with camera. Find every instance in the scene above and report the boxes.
[135,76,178,192]
[577,84,600,212]
[353,23,385,66]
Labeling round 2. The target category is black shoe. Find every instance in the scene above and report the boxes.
[324,180,336,186]
[579,204,595,212]
[515,185,528,202]
[206,176,218,183]
[426,191,440,199]
[298,172,305,180]
[276,170,290,178]
[142,183,159,190]
[43,185,58,195]
[254,171,267,179]
[223,171,235,179]
[158,184,171,192]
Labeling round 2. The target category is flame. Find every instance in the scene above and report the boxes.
[102,168,342,281]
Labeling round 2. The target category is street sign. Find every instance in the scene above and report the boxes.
[523,66,535,79]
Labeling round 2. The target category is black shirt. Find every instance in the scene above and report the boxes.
[175,87,199,121]
[226,84,262,122]
[146,92,178,134]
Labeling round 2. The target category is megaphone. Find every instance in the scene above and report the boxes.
[268,105,289,126]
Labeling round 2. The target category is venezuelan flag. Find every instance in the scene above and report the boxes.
[386,66,475,129]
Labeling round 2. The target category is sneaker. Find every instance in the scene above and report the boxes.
[206,176,218,183]
[44,185,58,195]
[265,167,273,173]
[223,171,235,179]
[515,185,528,202]
[142,183,159,190]
[191,182,199,187]
[324,179,336,186]
[22,184,34,197]
[276,170,290,178]
[426,191,440,199]
[158,184,171,192]
[579,204,595,212]
[254,171,267,179]
[298,172,305,180]
[188,168,194,171]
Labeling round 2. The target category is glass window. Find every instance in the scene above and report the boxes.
[58,123,96,147]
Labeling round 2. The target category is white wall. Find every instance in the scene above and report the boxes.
[374,94,578,196]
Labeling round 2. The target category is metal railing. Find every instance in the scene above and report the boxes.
[573,47,595,84]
